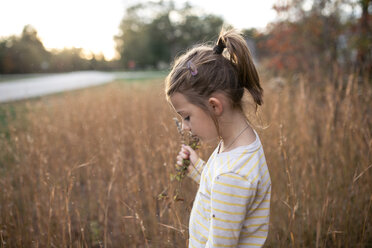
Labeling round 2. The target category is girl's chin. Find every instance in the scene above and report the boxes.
[200,136,219,145]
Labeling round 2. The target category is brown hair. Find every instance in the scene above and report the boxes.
[165,28,263,134]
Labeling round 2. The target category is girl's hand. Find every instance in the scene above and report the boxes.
[176,144,200,174]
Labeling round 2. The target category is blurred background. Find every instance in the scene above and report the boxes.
[0,0,371,247]
[0,0,370,75]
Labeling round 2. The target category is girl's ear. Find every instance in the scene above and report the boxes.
[208,97,223,116]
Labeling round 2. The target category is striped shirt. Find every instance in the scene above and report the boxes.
[187,129,271,248]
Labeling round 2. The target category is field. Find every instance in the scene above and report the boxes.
[0,71,371,247]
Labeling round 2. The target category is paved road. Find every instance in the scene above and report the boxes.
[0,71,116,103]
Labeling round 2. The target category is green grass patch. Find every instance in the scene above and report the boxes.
[0,73,57,83]
[0,102,30,171]
[0,103,29,139]
[114,70,168,81]
[0,70,169,83]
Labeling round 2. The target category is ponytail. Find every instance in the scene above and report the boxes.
[216,29,263,108]
[166,27,264,129]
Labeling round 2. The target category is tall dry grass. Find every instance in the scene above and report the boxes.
[0,72,371,247]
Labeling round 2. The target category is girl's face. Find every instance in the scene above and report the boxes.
[170,92,218,143]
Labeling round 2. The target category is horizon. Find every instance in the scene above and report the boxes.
[0,0,278,61]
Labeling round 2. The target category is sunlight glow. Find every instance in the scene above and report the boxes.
[0,0,277,61]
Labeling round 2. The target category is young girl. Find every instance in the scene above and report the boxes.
[165,29,271,248]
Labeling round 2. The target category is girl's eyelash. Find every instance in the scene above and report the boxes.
[184,116,190,121]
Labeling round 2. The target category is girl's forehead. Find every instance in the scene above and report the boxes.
[169,93,191,110]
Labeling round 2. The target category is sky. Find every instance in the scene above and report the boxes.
[0,0,278,60]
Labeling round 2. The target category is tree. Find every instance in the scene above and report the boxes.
[0,25,51,73]
[352,0,371,72]
[257,0,370,76]
[115,0,224,69]
[0,25,122,74]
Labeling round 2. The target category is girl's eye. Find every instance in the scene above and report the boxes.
[184,116,190,121]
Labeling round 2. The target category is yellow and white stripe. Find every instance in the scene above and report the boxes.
[188,129,271,248]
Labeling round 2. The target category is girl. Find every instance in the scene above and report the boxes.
[165,29,271,248]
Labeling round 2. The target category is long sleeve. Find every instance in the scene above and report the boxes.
[208,172,257,247]
[187,158,205,184]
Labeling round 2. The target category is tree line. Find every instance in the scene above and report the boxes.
[257,0,371,78]
[0,0,370,77]
[0,25,121,74]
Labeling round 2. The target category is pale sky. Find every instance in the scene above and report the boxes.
[0,0,278,60]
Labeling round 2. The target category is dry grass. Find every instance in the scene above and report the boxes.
[0,72,371,247]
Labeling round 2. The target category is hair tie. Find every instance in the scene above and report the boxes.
[213,39,226,54]
[187,61,198,76]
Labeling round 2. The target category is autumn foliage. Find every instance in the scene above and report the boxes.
[257,0,371,78]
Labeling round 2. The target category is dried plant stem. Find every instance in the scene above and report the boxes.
[65,169,74,248]
[158,118,200,203]
[104,163,117,248]
[158,223,185,234]
[360,195,372,245]
[47,185,55,248]
[122,201,150,248]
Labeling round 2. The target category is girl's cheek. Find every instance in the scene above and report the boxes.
[187,121,192,130]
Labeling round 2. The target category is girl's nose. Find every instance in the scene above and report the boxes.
[182,121,191,132]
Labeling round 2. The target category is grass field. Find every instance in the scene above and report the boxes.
[0,72,371,247]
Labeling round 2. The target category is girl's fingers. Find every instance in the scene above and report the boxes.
[179,150,185,155]
[182,145,193,153]
[177,154,188,163]
[182,147,190,155]
[179,150,189,159]
[182,145,199,166]
[177,147,193,167]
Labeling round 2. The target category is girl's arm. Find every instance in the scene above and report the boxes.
[186,158,205,184]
